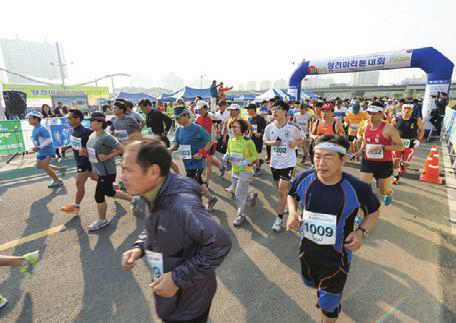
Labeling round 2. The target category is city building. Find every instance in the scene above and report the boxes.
[351,70,380,86]
[302,75,335,89]
[160,72,184,91]
[0,37,65,84]
[401,75,427,85]
[245,81,257,91]
[259,80,272,91]
[273,78,287,90]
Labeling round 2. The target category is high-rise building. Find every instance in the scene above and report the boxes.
[259,80,272,91]
[351,71,380,86]
[245,81,257,91]
[160,72,184,91]
[302,76,335,89]
[0,37,65,84]
[273,78,287,89]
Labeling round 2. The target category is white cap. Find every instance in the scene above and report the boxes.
[366,105,383,113]
[228,103,241,110]
[26,111,43,119]
[196,100,208,109]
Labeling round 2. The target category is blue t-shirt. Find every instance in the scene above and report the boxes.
[173,122,211,169]
[289,170,380,267]
[32,124,55,157]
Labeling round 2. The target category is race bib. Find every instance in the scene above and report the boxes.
[114,130,129,141]
[350,124,359,132]
[230,153,244,166]
[252,124,257,133]
[302,210,337,245]
[70,135,82,150]
[87,147,98,163]
[366,144,384,159]
[401,138,410,148]
[144,251,164,281]
[271,144,288,157]
[178,144,192,159]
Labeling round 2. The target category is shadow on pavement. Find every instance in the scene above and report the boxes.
[0,188,66,321]
[66,202,154,323]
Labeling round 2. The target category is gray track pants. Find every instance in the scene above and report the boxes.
[231,172,253,216]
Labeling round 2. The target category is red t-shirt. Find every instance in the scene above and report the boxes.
[196,115,212,135]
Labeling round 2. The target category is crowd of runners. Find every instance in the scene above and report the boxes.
[2,91,431,322]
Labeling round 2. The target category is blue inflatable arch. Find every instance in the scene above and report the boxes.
[288,47,454,129]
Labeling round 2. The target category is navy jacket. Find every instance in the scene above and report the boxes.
[134,172,231,320]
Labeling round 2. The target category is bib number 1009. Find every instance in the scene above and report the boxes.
[302,223,334,237]
[301,210,337,245]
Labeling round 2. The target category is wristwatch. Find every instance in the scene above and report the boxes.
[356,226,368,238]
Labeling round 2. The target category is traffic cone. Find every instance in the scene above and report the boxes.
[419,153,443,184]
[419,144,438,173]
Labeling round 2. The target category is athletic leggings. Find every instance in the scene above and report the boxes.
[231,172,252,216]
[95,174,116,203]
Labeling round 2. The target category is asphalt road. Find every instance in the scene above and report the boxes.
[0,143,455,323]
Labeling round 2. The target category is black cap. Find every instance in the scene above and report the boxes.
[246,103,257,109]
[89,112,106,121]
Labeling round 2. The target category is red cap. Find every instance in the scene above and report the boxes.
[322,103,334,111]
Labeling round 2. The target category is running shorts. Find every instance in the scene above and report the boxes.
[271,167,295,182]
[360,158,393,179]
[186,168,204,185]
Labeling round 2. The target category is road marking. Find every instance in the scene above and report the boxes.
[0,224,65,251]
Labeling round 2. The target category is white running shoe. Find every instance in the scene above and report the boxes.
[88,219,109,231]
[272,217,283,233]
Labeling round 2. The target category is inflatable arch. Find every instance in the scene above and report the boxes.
[288,47,454,129]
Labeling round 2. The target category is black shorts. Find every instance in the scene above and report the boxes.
[95,173,116,203]
[300,254,349,318]
[360,158,393,179]
[252,138,263,154]
[271,167,295,182]
[216,137,227,154]
[348,135,356,142]
[186,168,204,185]
[77,162,93,173]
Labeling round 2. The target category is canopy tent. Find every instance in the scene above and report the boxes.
[157,90,180,102]
[300,91,318,100]
[239,94,256,100]
[172,86,212,100]
[255,88,294,101]
[116,92,156,102]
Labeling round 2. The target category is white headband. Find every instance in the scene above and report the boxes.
[315,142,347,155]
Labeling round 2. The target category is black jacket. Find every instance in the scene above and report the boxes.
[133,172,232,320]
[146,110,173,135]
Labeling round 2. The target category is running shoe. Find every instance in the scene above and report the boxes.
[88,219,109,231]
[253,168,261,177]
[247,192,258,207]
[220,165,226,177]
[392,176,400,185]
[384,191,393,206]
[19,250,40,278]
[349,155,356,161]
[0,295,7,310]
[225,186,234,193]
[233,214,246,227]
[60,204,80,214]
[48,179,63,188]
[272,217,283,233]
[206,196,218,212]
[59,166,67,178]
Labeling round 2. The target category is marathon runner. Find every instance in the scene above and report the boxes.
[26,111,65,188]
[125,100,146,129]
[344,101,368,160]
[391,102,424,184]
[60,109,98,214]
[195,101,226,182]
[86,112,133,231]
[264,100,305,232]
[355,102,404,205]
[286,134,380,322]
[310,103,346,139]
[169,106,218,212]
[247,103,267,176]
[226,119,258,227]
[111,101,141,142]
[138,98,173,147]
[215,100,230,154]
[293,104,313,164]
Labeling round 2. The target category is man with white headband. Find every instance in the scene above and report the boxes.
[355,102,403,206]
[287,134,380,322]
[390,102,424,184]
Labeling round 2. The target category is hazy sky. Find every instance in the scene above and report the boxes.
[1,0,455,90]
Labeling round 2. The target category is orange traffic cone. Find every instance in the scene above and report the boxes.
[419,153,443,184]
[419,144,438,173]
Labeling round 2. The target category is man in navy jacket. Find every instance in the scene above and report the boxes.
[121,138,232,323]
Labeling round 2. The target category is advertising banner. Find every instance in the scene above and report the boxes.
[0,120,26,154]
[51,95,89,112]
[2,84,110,100]
[306,49,413,75]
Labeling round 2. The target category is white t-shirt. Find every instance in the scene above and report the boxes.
[333,107,348,122]
[293,111,312,133]
[215,109,230,135]
[263,121,302,169]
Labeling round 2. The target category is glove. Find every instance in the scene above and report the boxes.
[413,139,420,148]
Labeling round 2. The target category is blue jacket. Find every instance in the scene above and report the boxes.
[134,172,231,320]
